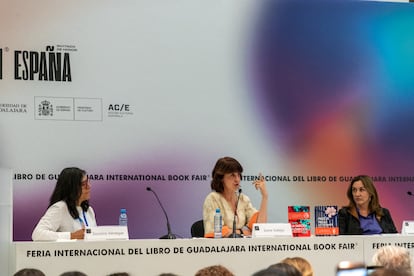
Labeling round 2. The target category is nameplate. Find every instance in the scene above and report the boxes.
[85,226,129,241]
[252,223,293,238]
[401,221,414,235]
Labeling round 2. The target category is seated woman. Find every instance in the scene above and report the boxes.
[338,175,397,235]
[32,167,97,241]
[203,156,268,237]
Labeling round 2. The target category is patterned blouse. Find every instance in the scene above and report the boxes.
[203,191,258,235]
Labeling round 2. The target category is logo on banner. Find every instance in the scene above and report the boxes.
[5,44,77,82]
[0,103,28,114]
[35,96,102,121]
[108,103,134,118]
[38,100,54,117]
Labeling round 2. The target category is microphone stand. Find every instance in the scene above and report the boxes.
[146,187,176,239]
[228,189,242,238]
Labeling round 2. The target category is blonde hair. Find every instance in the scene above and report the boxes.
[372,245,412,272]
[281,257,313,276]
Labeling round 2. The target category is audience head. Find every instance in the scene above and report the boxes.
[60,272,87,276]
[107,273,130,276]
[281,257,313,276]
[195,264,234,276]
[253,263,301,276]
[14,268,45,276]
[369,267,412,276]
[268,263,301,276]
[372,245,412,273]
[252,268,280,276]
[211,157,243,193]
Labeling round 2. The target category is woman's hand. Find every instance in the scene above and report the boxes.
[254,173,268,223]
[253,173,268,198]
[241,226,252,237]
[70,228,85,240]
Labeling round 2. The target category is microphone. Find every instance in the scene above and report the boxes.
[146,187,176,239]
[408,191,414,196]
[228,188,242,238]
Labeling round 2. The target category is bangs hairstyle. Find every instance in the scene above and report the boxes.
[211,157,243,193]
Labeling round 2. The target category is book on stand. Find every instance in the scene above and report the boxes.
[288,205,311,237]
[314,205,339,236]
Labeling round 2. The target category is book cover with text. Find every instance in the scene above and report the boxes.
[314,205,339,236]
[288,205,311,237]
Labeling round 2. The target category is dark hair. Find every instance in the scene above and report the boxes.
[346,175,383,217]
[253,265,301,276]
[14,268,45,276]
[266,263,302,276]
[49,167,88,219]
[60,272,88,276]
[211,157,243,193]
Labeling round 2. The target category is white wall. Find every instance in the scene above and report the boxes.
[0,169,13,276]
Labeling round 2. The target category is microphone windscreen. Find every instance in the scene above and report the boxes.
[146,187,151,191]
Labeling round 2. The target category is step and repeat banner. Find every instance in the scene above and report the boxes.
[2,0,414,241]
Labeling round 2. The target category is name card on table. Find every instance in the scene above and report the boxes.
[85,226,129,241]
[401,221,414,235]
[252,223,293,238]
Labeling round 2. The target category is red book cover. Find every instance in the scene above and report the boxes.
[288,206,311,237]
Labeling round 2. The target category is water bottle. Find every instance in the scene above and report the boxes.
[119,208,128,226]
[214,208,222,238]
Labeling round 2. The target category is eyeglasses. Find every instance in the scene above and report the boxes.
[81,178,90,188]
